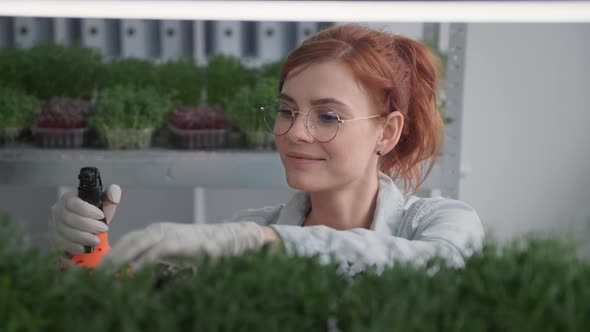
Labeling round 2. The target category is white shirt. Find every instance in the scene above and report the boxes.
[230,172,485,274]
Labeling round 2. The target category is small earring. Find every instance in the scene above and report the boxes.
[376,150,382,156]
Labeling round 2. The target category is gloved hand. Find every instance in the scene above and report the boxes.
[98,221,265,272]
[48,184,121,263]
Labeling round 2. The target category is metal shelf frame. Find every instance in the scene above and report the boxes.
[0,149,287,188]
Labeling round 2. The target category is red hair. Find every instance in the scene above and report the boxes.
[279,24,444,194]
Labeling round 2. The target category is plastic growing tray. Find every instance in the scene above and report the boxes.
[34,127,87,148]
[246,131,276,150]
[0,127,21,147]
[102,128,154,149]
[168,124,228,150]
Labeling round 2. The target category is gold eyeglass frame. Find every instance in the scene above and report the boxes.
[260,101,387,143]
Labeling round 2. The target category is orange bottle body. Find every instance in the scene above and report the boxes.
[71,232,111,268]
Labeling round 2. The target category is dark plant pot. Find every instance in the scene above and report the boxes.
[33,127,87,148]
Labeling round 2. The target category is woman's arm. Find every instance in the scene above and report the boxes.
[268,198,485,272]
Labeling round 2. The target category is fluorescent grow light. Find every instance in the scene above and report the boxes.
[0,1,589,22]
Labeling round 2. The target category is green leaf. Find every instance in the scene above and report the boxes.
[89,85,173,129]
[2,215,590,331]
[204,55,257,107]
[24,43,103,99]
[223,77,278,131]
[0,86,40,127]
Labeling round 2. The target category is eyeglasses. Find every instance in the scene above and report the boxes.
[260,101,386,143]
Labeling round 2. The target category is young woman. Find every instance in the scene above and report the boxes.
[49,24,484,274]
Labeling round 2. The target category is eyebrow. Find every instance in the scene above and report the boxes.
[279,93,353,114]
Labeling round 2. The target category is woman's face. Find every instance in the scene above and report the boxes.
[276,60,383,192]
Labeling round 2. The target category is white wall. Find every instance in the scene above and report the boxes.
[460,23,590,243]
[355,22,451,51]
[361,22,423,40]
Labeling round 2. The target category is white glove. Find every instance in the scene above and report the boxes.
[98,221,264,272]
[49,184,121,258]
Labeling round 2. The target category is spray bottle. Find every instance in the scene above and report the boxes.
[70,166,111,268]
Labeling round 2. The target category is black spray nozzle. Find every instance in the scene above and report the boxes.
[78,166,102,189]
[78,167,105,253]
[78,167,103,207]
[78,169,96,185]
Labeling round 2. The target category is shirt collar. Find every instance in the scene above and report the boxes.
[275,172,405,232]
[370,171,405,234]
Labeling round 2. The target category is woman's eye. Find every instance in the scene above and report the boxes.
[317,109,339,122]
[277,107,293,117]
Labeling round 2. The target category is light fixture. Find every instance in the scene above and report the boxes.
[0,1,589,22]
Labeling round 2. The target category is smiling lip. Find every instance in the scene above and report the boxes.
[286,152,325,161]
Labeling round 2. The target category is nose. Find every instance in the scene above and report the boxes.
[286,112,314,143]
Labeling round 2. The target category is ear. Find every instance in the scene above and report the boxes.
[377,111,404,155]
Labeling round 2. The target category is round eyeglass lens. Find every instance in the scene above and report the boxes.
[307,108,340,142]
[262,102,293,135]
